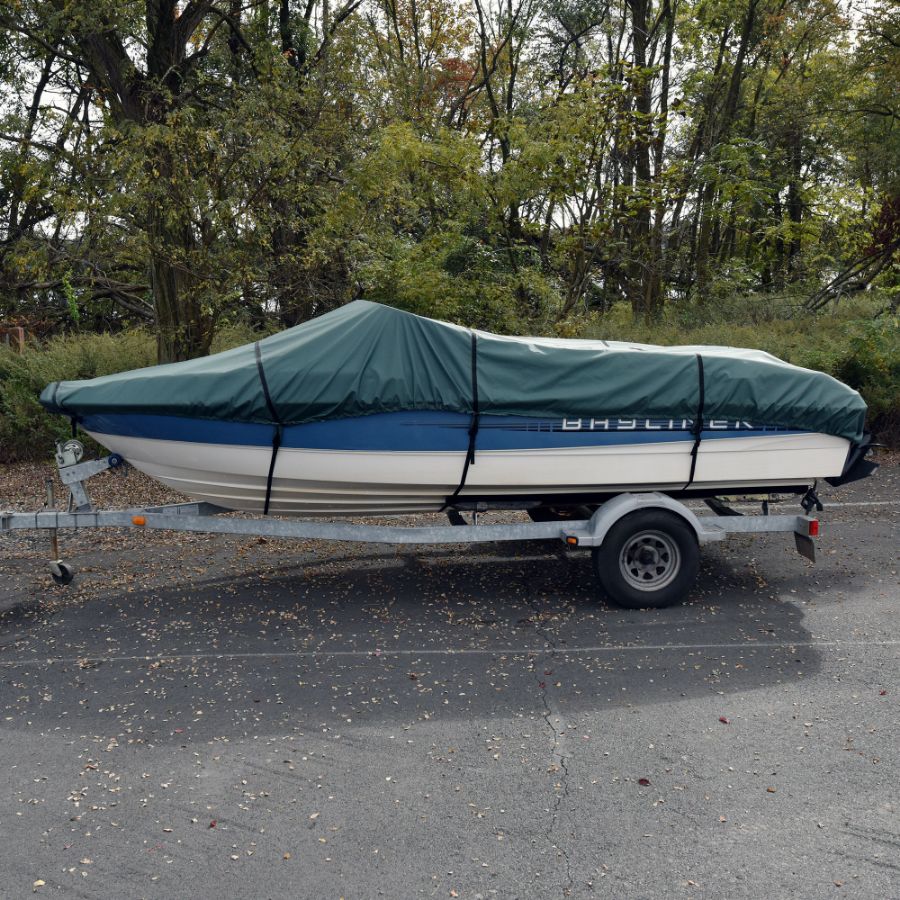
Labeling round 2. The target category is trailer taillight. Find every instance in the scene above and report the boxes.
[808,519,819,537]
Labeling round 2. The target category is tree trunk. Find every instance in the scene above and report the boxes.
[694,181,717,296]
[647,0,675,317]
[148,205,212,362]
[627,0,661,318]
[694,0,758,300]
[786,128,803,281]
[772,194,785,289]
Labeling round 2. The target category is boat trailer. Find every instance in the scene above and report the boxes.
[1,441,822,609]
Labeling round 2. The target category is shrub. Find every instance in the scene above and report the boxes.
[0,331,155,463]
[0,326,280,464]
[827,317,900,443]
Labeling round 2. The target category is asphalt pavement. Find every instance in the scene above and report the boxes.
[1,465,898,899]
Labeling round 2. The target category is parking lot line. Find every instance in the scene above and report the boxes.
[2,638,898,667]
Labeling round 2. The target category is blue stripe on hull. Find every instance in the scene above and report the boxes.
[78,411,809,452]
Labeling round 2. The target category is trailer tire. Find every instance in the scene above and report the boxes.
[592,510,699,609]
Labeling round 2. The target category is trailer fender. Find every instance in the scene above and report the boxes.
[567,492,723,548]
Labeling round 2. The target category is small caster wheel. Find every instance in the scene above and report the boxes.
[108,453,124,468]
[50,560,75,586]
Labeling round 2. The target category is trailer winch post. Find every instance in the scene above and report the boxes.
[45,477,59,563]
[44,477,75,584]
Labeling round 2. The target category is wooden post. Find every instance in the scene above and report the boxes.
[0,326,26,352]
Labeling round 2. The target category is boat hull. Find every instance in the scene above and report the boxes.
[80,411,851,516]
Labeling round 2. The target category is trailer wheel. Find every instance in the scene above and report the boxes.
[592,510,699,609]
[49,561,74,587]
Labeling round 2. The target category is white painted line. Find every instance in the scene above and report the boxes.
[1,639,898,667]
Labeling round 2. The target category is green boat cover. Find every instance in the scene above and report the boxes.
[41,299,867,442]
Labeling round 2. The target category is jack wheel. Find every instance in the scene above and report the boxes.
[50,560,75,586]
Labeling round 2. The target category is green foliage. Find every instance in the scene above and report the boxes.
[61,271,80,325]
[822,318,900,438]
[0,0,895,368]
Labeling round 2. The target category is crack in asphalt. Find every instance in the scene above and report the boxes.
[539,676,575,896]
[525,596,576,897]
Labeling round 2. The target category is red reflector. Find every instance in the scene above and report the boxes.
[808,519,819,537]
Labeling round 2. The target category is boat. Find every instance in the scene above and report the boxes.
[40,300,875,517]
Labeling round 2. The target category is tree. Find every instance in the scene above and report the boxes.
[0,0,895,347]
[0,0,363,360]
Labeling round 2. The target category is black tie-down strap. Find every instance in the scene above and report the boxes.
[684,354,705,490]
[255,342,283,515]
[444,332,480,508]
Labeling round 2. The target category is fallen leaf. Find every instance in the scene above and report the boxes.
[33,881,45,891]
[719,716,730,724]
[283,852,292,860]
[766,787,777,793]
[209,820,217,829]
[638,778,651,786]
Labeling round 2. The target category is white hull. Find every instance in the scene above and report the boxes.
[86,430,850,516]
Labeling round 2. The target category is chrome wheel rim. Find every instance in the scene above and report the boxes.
[619,530,681,591]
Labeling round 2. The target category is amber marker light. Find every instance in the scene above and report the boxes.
[132,515,146,526]
[566,536,579,546]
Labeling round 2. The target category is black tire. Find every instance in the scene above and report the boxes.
[591,510,699,609]
[527,504,595,523]
[50,561,74,587]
